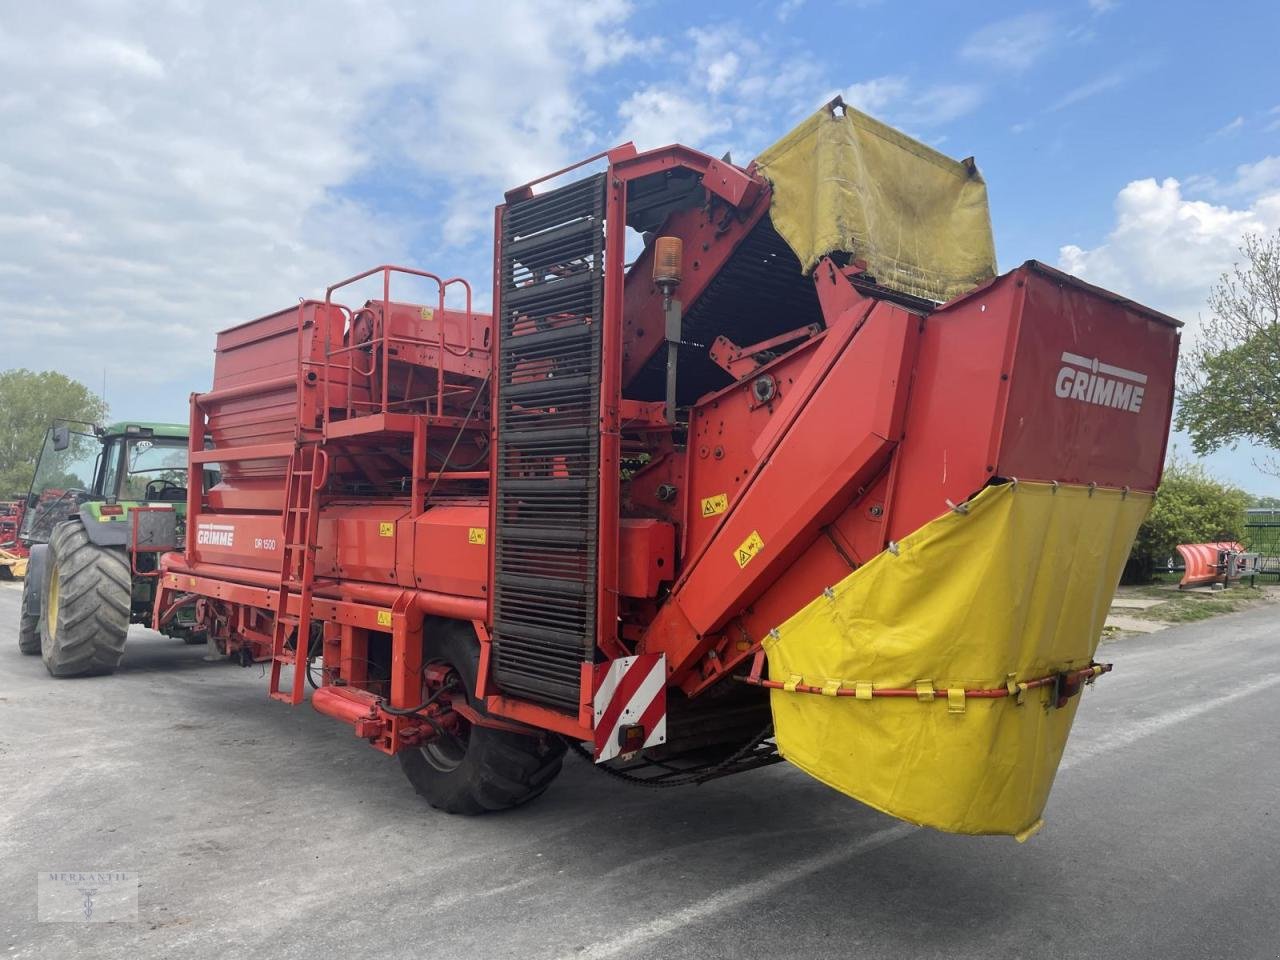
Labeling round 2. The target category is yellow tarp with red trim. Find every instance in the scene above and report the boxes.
[763,481,1151,836]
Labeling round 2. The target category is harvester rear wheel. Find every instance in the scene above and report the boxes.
[40,521,131,677]
[18,574,40,655]
[398,622,565,814]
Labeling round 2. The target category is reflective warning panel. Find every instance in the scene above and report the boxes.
[592,654,667,762]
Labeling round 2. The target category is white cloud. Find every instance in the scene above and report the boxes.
[616,26,823,157]
[960,13,1056,71]
[842,76,909,115]
[0,1,647,414]
[1088,0,1117,12]
[0,0,991,430]
[901,84,985,127]
[1058,176,1280,324]
[838,76,983,129]
[1209,115,1245,139]
[618,88,730,151]
[777,0,806,21]
[1229,156,1280,196]
[1173,155,1280,202]
[1059,169,1280,492]
[1050,70,1127,110]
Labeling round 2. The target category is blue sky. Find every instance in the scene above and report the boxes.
[1,0,1278,493]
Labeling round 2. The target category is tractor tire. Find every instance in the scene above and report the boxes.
[398,621,565,814]
[40,521,131,678]
[18,575,40,655]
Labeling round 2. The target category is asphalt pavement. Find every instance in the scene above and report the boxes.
[1,578,1277,960]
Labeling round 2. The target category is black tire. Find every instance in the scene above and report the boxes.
[18,574,40,655]
[40,521,131,677]
[398,621,565,814]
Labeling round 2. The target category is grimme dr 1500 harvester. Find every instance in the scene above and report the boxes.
[151,100,1178,836]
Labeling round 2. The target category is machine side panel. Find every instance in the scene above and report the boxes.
[996,267,1179,492]
[885,274,1021,543]
[642,302,918,678]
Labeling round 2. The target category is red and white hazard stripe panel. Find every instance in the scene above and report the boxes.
[592,654,667,762]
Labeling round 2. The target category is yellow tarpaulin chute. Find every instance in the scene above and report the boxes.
[754,99,998,302]
[764,481,1151,836]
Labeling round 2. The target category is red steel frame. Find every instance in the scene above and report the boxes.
[154,138,1181,770]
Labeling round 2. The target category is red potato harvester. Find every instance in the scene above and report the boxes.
[153,100,1179,836]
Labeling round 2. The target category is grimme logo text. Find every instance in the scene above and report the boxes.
[196,523,234,546]
[1054,351,1146,413]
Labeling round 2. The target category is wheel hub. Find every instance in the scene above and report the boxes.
[418,660,470,772]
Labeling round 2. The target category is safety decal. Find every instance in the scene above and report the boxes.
[420,306,434,322]
[734,530,765,568]
[376,610,392,627]
[592,654,667,763]
[468,527,487,545]
[700,493,728,517]
[379,522,394,537]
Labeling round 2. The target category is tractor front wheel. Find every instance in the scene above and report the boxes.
[40,521,131,677]
[397,621,565,814]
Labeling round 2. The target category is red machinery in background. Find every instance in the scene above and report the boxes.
[0,501,26,556]
[1175,542,1259,588]
[153,111,1180,834]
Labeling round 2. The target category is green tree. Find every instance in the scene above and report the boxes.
[1128,456,1249,580]
[1177,231,1280,476]
[0,369,107,498]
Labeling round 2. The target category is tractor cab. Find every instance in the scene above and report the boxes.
[20,421,195,547]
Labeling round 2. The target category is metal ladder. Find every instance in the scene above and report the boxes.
[268,443,325,704]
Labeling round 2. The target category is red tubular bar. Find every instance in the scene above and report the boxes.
[164,560,485,622]
[196,375,298,407]
[312,685,379,725]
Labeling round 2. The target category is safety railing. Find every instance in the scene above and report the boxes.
[314,265,474,425]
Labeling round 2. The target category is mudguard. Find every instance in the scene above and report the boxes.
[23,544,48,617]
[77,505,134,548]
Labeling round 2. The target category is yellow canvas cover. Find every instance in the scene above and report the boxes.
[753,99,998,302]
[763,481,1151,836]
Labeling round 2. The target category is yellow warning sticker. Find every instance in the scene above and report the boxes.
[700,493,728,518]
[734,530,765,568]
[468,527,487,545]
[379,522,394,537]
[376,610,392,627]
[420,306,434,322]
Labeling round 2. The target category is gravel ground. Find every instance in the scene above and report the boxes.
[1,579,1277,960]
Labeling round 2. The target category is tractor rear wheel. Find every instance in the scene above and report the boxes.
[18,574,40,655]
[398,621,566,814]
[40,521,131,677]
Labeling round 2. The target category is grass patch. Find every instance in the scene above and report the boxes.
[1151,598,1242,623]
[1124,584,1262,623]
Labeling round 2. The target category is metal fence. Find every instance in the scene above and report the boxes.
[1245,507,1280,579]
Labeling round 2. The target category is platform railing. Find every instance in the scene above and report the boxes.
[316,265,474,426]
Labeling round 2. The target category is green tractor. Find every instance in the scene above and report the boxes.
[17,421,209,676]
